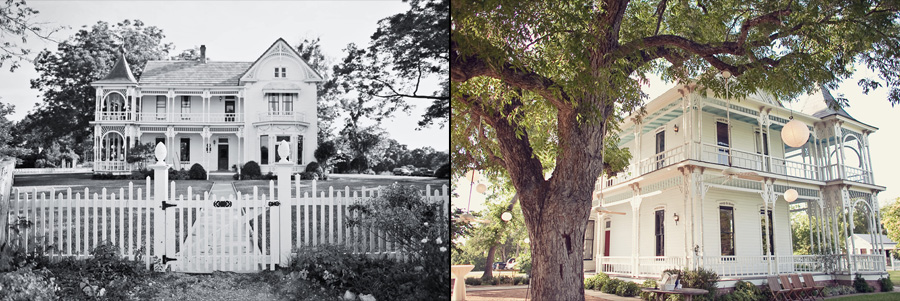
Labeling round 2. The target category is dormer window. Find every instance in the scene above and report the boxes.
[274,67,286,78]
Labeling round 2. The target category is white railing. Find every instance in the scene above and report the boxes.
[637,256,685,277]
[13,168,93,175]
[98,112,131,121]
[639,145,686,174]
[258,112,307,123]
[207,113,243,123]
[699,143,765,171]
[138,113,168,122]
[850,254,885,272]
[775,255,823,273]
[701,256,773,277]
[771,158,820,180]
[598,256,633,275]
[843,165,872,184]
[173,113,205,122]
[94,161,129,172]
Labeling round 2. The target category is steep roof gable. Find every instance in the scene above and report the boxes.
[93,50,137,84]
[798,86,857,121]
[240,38,324,83]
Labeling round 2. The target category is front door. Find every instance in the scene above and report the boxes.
[218,145,228,171]
[225,100,235,122]
[603,230,611,257]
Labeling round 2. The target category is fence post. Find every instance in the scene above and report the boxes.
[275,140,294,266]
[151,143,169,268]
[0,158,15,246]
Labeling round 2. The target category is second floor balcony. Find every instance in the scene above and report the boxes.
[601,141,874,188]
[257,111,308,124]
[96,112,245,123]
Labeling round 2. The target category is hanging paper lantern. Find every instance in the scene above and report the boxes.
[785,189,799,203]
[475,183,487,194]
[523,238,530,244]
[465,170,480,182]
[781,119,810,148]
[501,212,513,222]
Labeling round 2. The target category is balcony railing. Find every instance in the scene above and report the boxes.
[258,111,307,123]
[94,161,128,172]
[598,254,884,278]
[98,112,131,121]
[598,256,633,275]
[637,256,686,277]
[600,141,875,189]
[135,113,244,123]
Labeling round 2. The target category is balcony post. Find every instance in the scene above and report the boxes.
[862,131,875,183]
[630,184,642,278]
[843,187,857,274]
[202,90,210,123]
[833,121,846,179]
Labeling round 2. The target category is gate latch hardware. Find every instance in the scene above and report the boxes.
[214,200,233,207]
[268,201,281,206]
[162,201,177,210]
[162,255,178,264]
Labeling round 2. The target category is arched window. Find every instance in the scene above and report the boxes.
[100,132,126,161]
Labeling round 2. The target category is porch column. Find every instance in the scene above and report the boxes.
[166,127,175,166]
[167,90,175,122]
[760,181,774,275]
[630,183,642,278]
[809,129,821,180]
[844,187,857,274]
[872,192,885,263]
[833,121,846,179]
[863,131,875,183]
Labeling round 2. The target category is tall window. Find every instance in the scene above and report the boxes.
[655,130,666,170]
[297,135,304,164]
[180,138,190,162]
[181,96,191,120]
[716,121,730,165]
[274,67,286,77]
[719,206,735,256]
[655,210,665,256]
[275,136,290,162]
[266,93,295,114]
[260,135,269,164]
[283,94,293,112]
[268,95,279,113]
[156,96,166,120]
[760,208,774,255]
[755,130,770,170]
[584,220,594,260]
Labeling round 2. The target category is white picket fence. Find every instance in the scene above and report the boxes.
[4,171,449,273]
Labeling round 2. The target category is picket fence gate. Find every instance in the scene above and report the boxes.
[4,172,449,273]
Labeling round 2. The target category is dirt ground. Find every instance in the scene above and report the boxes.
[464,287,613,301]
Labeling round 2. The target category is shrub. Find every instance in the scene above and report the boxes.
[880,275,894,292]
[305,161,322,173]
[299,171,318,180]
[854,273,874,293]
[663,267,718,301]
[615,281,639,297]
[130,168,153,180]
[465,277,481,286]
[188,163,207,180]
[584,274,603,290]
[722,280,766,301]
[241,161,262,179]
[47,241,152,300]
[498,275,514,285]
[513,276,528,285]
[435,162,450,178]
[640,279,657,300]
[0,267,59,300]
[824,285,856,296]
[602,279,622,294]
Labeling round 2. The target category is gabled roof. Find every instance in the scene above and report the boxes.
[240,38,324,83]
[139,61,253,86]
[850,234,897,247]
[798,87,858,121]
[93,50,137,84]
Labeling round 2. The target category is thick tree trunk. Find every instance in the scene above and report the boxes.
[482,244,498,280]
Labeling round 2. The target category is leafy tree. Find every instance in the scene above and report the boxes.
[461,179,525,280]
[452,1,900,298]
[792,212,811,255]
[294,38,340,143]
[26,19,172,160]
[126,142,154,169]
[0,101,29,161]
[368,0,449,127]
[171,46,206,61]
[313,140,337,168]
[0,0,63,71]
[882,198,900,247]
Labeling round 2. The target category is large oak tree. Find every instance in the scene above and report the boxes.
[452,1,900,299]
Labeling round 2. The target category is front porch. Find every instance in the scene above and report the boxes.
[598,254,887,279]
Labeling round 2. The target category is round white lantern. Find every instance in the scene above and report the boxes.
[781,119,810,148]
[154,142,167,163]
[523,238,530,244]
[475,183,487,194]
[501,212,512,222]
[784,188,799,203]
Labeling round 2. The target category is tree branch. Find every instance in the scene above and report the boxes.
[653,0,668,36]
[736,8,792,49]
[451,38,571,111]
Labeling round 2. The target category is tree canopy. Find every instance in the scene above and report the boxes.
[0,0,63,71]
[24,19,171,158]
[452,1,900,299]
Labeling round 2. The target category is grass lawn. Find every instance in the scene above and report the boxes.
[828,292,900,300]
[13,173,213,198]
[232,174,449,196]
[889,270,900,280]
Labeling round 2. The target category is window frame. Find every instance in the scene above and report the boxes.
[654,209,665,256]
[179,138,190,162]
[760,208,775,256]
[719,206,735,256]
[260,135,269,165]
[584,220,595,260]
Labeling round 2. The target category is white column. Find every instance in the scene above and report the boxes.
[834,122,846,179]
[863,132,875,183]
[150,144,169,268]
[845,188,857,274]
[630,184,642,277]
[760,181,773,275]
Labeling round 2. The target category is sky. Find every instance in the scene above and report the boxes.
[452,67,900,213]
[0,0,448,152]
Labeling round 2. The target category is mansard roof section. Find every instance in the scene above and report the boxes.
[92,50,137,85]
[240,38,324,83]
[139,61,253,86]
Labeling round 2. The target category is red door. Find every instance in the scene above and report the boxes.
[603,230,611,256]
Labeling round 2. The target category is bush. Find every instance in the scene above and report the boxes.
[168,167,189,180]
[663,267,718,301]
[188,163,207,180]
[615,281,640,297]
[299,171,318,180]
[130,168,153,180]
[854,273,874,293]
[584,273,609,290]
[92,172,127,180]
[465,278,482,286]
[602,279,622,294]
[0,267,59,301]
[640,279,657,300]
[435,162,450,178]
[513,276,529,285]
[241,161,262,179]
[497,275,514,285]
[47,241,153,300]
[720,280,766,301]
[880,275,894,292]
[824,285,856,296]
[305,161,322,173]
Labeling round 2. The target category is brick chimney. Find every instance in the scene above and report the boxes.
[200,45,206,63]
